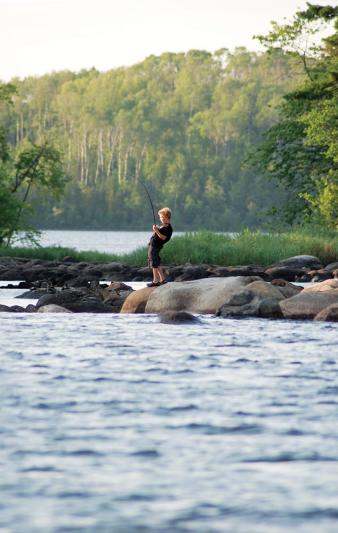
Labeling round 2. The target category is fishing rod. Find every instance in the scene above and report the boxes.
[140,180,156,225]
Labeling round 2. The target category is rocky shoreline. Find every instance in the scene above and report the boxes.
[1,253,337,286]
[1,254,338,321]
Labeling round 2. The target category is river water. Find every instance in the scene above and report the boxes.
[1,231,338,532]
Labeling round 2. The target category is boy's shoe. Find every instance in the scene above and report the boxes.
[147,281,160,287]
[160,280,167,285]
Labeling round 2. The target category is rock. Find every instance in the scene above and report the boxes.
[174,265,212,282]
[25,304,37,313]
[280,289,338,319]
[22,266,47,282]
[271,279,303,298]
[269,255,323,270]
[35,288,119,313]
[245,280,285,300]
[145,276,262,314]
[120,287,156,313]
[314,304,338,322]
[217,280,284,319]
[213,265,270,280]
[158,311,201,324]
[264,266,307,282]
[16,288,55,299]
[108,281,133,292]
[0,269,24,281]
[303,279,338,293]
[9,305,26,312]
[37,304,73,313]
[323,262,338,273]
[66,276,97,288]
[310,270,333,282]
[0,304,16,312]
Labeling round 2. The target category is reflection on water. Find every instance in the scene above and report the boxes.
[1,312,338,532]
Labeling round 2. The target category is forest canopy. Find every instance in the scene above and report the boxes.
[1,3,337,234]
[1,48,302,232]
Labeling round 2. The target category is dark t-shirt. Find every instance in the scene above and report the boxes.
[149,223,173,249]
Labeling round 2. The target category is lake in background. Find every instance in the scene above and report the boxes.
[24,230,186,255]
[1,230,338,532]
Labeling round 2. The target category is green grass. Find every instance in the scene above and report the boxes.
[0,229,337,266]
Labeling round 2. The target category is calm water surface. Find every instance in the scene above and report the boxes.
[1,309,338,532]
[29,230,185,255]
[1,231,338,532]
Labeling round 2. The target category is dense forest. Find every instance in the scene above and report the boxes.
[1,48,302,231]
[0,2,337,238]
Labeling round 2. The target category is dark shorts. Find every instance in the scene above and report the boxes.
[148,244,161,268]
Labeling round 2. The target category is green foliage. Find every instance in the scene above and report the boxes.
[0,82,66,245]
[251,3,338,228]
[1,230,337,266]
[2,49,303,231]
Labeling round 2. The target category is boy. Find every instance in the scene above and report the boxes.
[147,207,173,287]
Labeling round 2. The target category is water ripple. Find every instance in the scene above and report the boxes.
[1,313,338,532]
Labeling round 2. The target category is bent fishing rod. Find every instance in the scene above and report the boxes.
[140,180,156,225]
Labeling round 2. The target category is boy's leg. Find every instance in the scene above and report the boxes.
[152,267,161,283]
[157,267,166,283]
[152,267,166,283]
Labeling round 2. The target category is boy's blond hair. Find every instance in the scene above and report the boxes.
[158,207,171,219]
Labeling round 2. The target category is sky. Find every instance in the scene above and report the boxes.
[0,0,336,81]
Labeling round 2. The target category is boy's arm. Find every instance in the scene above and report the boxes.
[152,225,167,240]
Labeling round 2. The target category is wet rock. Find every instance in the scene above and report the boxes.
[35,288,118,313]
[158,311,201,324]
[280,289,338,320]
[145,276,262,314]
[120,287,156,313]
[25,304,37,313]
[16,288,55,299]
[314,304,338,322]
[37,304,73,313]
[10,305,29,312]
[0,304,16,312]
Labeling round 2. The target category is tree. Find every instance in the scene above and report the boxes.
[0,83,66,245]
[252,3,338,227]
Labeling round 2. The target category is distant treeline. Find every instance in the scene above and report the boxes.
[2,48,302,230]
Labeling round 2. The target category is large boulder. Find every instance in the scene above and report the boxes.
[145,276,262,314]
[268,255,323,270]
[217,280,285,319]
[280,289,338,319]
[315,304,338,322]
[302,279,338,293]
[120,287,156,313]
